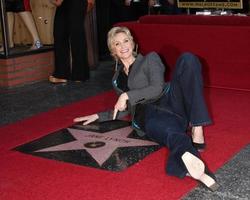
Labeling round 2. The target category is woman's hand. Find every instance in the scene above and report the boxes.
[73,114,99,125]
[113,93,129,119]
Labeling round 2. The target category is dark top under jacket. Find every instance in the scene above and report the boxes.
[97,52,169,136]
[116,62,147,131]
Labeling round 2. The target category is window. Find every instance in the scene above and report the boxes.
[0,0,54,58]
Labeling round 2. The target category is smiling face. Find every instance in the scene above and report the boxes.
[107,27,135,62]
[111,32,134,62]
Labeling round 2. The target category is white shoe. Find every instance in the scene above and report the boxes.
[30,40,43,50]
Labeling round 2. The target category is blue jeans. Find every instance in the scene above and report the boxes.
[144,52,212,178]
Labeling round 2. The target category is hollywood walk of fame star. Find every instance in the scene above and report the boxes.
[36,126,159,166]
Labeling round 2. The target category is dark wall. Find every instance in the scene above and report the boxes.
[95,0,112,59]
[95,0,149,59]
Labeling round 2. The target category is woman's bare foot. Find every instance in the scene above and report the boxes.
[192,126,204,144]
[192,126,206,151]
[49,75,67,84]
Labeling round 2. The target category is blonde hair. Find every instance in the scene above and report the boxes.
[107,26,136,60]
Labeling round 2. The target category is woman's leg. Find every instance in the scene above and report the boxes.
[145,106,219,191]
[192,126,204,146]
[168,52,212,148]
[51,1,71,81]
[18,11,42,49]
[0,12,15,51]
[6,12,15,48]
[145,104,197,178]
[68,0,89,82]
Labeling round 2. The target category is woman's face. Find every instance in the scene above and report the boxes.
[112,32,134,61]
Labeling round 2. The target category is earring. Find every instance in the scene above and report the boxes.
[115,59,118,71]
[135,43,138,54]
[132,44,138,57]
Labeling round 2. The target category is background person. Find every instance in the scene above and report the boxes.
[110,0,148,26]
[148,0,184,14]
[49,0,94,83]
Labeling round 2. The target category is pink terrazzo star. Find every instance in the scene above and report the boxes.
[36,126,158,166]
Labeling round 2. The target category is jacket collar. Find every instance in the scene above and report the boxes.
[112,54,143,88]
[117,54,142,70]
[127,53,143,80]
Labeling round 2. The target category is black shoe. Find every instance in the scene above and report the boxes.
[199,167,220,192]
[182,152,220,192]
[192,142,206,152]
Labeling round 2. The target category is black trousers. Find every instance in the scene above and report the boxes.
[145,53,211,178]
[53,0,89,81]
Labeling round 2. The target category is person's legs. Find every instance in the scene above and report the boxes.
[2,0,20,51]
[168,52,212,148]
[51,1,71,81]
[2,0,40,51]
[6,12,15,48]
[0,12,14,52]
[144,105,219,191]
[17,11,42,49]
[68,0,89,82]
[145,104,197,178]
[5,12,15,49]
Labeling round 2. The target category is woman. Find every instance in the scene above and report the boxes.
[74,26,219,191]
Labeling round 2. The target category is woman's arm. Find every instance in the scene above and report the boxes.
[74,109,130,125]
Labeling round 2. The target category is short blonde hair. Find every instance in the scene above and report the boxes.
[107,26,135,60]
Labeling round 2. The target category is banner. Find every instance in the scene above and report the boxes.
[177,0,243,9]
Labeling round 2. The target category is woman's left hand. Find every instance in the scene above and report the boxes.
[113,93,129,119]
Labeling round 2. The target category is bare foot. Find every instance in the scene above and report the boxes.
[192,126,204,144]
[49,75,67,84]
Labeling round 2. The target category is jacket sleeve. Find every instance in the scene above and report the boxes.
[126,52,165,106]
